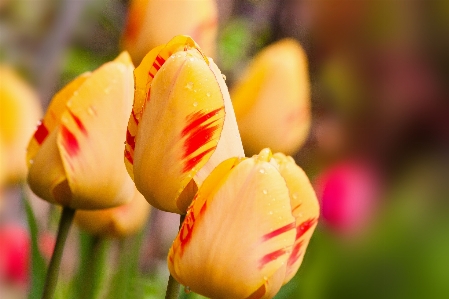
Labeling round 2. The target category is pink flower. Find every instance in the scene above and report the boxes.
[314,160,380,236]
[0,224,30,285]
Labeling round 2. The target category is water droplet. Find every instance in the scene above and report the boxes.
[259,169,265,174]
[298,213,303,218]
[184,286,191,294]
[73,91,79,96]
[292,193,298,199]
[268,211,273,215]
[222,74,227,81]
[206,92,210,97]
[29,160,34,165]
[193,102,198,107]
[88,106,96,116]
[263,276,268,281]
[190,57,195,61]
[185,82,194,90]
[262,189,268,195]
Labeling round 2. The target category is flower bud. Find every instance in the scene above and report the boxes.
[231,39,311,155]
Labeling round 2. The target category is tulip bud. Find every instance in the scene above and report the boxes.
[168,148,319,299]
[231,39,311,156]
[27,52,136,209]
[122,0,217,64]
[0,66,42,183]
[314,160,379,236]
[0,224,30,285]
[125,35,244,214]
[75,189,150,237]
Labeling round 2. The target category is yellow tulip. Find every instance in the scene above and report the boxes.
[27,52,136,209]
[122,0,217,64]
[167,148,319,299]
[231,39,312,156]
[125,35,244,214]
[0,66,42,183]
[75,188,150,237]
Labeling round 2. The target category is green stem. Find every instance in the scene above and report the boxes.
[41,207,76,299]
[164,214,186,299]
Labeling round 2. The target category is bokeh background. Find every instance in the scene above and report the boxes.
[1,0,449,298]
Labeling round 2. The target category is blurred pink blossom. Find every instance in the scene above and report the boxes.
[0,224,30,285]
[314,160,381,236]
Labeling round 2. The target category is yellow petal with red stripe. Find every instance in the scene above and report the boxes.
[193,57,245,187]
[75,188,150,237]
[124,36,202,179]
[168,151,296,299]
[272,153,319,284]
[27,128,69,206]
[57,53,135,209]
[130,36,226,214]
[27,73,90,168]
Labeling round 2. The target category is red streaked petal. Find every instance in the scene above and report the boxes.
[272,152,319,284]
[168,154,295,298]
[132,44,224,214]
[57,54,136,209]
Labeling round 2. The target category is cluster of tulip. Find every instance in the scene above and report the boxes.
[24,34,319,299]
[0,1,319,298]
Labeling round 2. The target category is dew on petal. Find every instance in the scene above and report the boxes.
[262,189,268,195]
[185,82,194,90]
[259,169,265,174]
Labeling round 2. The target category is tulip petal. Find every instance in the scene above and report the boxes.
[125,36,203,179]
[193,58,245,187]
[27,73,90,167]
[272,153,319,283]
[231,39,311,155]
[57,54,135,209]
[122,0,218,63]
[27,128,69,206]
[130,36,226,213]
[75,188,150,237]
[0,66,42,182]
[168,155,296,299]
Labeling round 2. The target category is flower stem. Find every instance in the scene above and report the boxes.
[164,214,186,299]
[41,206,76,299]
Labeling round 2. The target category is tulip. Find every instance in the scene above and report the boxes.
[125,35,244,214]
[167,148,319,299]
[122,0,217,64]
[230,39,312,156]
[314,160,380,236]
[27,52,135,209]
[75,189,150,237]
[0,224,30,285]
[0,66,42,183]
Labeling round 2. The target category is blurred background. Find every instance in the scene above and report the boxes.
[1,0,449,298]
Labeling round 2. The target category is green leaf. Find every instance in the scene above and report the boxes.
[22,188,47,299]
